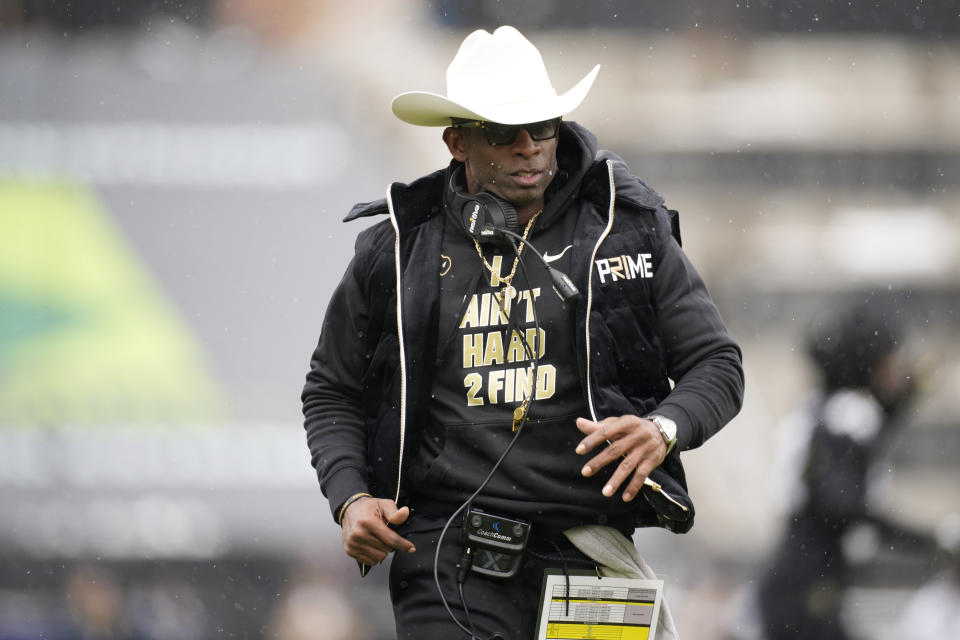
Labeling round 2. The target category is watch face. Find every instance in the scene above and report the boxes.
[665,419,677,440]
[655,416,677,441]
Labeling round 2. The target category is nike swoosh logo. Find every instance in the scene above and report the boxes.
[542,244,573,263]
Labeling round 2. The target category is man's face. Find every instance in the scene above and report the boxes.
[443,120,560,215]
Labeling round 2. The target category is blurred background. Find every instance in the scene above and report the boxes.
[1,1,958,638]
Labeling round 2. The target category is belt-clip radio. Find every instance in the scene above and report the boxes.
[460,506,532,579]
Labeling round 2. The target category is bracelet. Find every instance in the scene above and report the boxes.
[337,492,372,524]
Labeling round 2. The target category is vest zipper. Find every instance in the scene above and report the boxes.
[385,185,407,504]
[584,160,617,421]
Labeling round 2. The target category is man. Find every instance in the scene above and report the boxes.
[302,26,744,640]
[756,300,925,640]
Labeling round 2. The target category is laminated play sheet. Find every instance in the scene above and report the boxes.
[535,571,664,640]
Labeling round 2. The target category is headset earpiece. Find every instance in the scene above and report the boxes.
[447,166,519,243]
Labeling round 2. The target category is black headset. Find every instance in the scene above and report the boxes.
[447,165,519,243]
[444,165,580,302]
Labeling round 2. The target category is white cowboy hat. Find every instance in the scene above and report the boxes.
[392,26,600,126]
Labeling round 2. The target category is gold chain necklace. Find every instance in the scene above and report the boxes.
[472,208,542,302]
[471,208,543,432]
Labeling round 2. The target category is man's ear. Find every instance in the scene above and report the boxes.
[443,127,469,162]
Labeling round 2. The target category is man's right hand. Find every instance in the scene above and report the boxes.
[340,497,416,566]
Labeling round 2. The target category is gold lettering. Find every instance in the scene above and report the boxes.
[466,364,559,405]
[504,368,515,403]
[483,330,505,366]
[521,288,542,322]
[490,291,510,325]
[463,333,484,368]
[609,256,624,281]
[479,293,492,329]
[460,294,480,328]
[490,255,505,287]
[524,327,546,358]
[464,372,483,406]
[515,366,534,401]
[506,330,527,363]
[488,370,505,403]
[535,364,556,399]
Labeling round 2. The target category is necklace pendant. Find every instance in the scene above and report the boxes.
[501,284,516,300]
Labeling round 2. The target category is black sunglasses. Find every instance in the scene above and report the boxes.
[452,117,562,146]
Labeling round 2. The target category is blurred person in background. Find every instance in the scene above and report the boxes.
[302,26,743,640]
[895,514,960,640]
[64,564,126,639]
[268,573,369,640]
[755,299,925,640]
[125,576,209,640]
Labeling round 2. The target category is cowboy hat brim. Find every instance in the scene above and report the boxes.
[391,64,600,127]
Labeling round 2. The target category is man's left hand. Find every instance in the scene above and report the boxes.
[575,415,667,502]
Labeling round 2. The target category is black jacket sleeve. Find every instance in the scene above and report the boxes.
[301,232,380,523]
[649,208,744,451]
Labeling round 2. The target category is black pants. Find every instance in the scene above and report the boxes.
[389,513,597,640]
